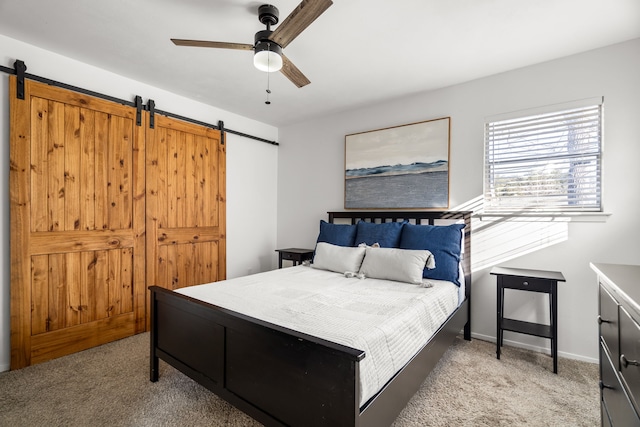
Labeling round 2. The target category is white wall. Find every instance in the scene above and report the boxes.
[2,34,638,371]
[277,38,640,363]
[0,34,279,371]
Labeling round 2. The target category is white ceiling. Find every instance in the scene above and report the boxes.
[1,0,638,127]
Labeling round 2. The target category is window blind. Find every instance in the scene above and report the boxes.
[484,103,602,213]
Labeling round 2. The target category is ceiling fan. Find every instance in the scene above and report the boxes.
[171,0,333,88]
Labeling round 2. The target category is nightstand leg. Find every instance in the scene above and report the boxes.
[500,286,505,347]
[551,285,558,373]
[497,282,502,359]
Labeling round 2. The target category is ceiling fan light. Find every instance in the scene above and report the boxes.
[254,43,283,72]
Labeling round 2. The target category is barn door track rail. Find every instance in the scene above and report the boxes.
[1,60,278,146]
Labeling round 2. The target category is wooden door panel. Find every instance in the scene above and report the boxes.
[10,77,145,368]
[146,115,225,298]
[30,248,134,334]
[28,99,134,233]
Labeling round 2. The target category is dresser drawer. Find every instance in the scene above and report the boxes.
[620,306,640,414]
[601,341,640,426]
[500,275,553,293]
[600,284,620,366]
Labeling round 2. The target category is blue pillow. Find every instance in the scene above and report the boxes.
[354,220,406,248]
[316,220,357,247]
[399,223,465,285]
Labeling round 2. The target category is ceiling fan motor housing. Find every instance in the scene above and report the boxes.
[254,29,282,53]
[254,29,283,72]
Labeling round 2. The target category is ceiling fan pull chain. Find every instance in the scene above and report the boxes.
[265,43,272,105]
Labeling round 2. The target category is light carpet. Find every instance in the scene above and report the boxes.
[0,333,599,426]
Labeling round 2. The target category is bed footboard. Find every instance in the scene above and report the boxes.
[150,285,365,427]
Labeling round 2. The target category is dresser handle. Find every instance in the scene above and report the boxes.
[621,354,640,368]
[599,380,613,390]
[597,315,610,324]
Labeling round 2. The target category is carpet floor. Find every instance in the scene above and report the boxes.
[0,333,599,426]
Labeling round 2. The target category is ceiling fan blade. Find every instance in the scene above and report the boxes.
[281,54,311,88]
[270,0,333,48]
[171,39,254,50]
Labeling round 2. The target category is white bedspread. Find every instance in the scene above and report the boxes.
[176,265,460,406]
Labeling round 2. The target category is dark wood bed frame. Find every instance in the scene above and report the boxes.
[150,211,472,427]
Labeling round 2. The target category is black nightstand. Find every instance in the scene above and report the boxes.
[275,248,314,269]
[490,266,566,373]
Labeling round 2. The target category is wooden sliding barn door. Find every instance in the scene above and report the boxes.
[146,115,226,295]
[9,77,146,369]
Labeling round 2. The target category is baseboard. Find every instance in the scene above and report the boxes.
[0,362,9,372]
[470,332,598,364]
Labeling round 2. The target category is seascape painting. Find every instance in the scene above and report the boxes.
[345,117,450,209]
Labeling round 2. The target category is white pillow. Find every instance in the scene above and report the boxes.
[312,242,366,273]
[359,247,434,284]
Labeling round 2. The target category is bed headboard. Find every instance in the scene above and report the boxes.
[327,211,472,301]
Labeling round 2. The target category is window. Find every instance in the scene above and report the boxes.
[484,99,603,213]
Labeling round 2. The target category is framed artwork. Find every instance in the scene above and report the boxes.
[345,117,450,209]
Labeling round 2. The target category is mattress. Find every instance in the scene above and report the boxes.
[176,265,460,406]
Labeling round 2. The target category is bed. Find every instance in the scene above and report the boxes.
[149,211,472,427]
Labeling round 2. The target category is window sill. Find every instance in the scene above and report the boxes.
[475,212,612,223]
